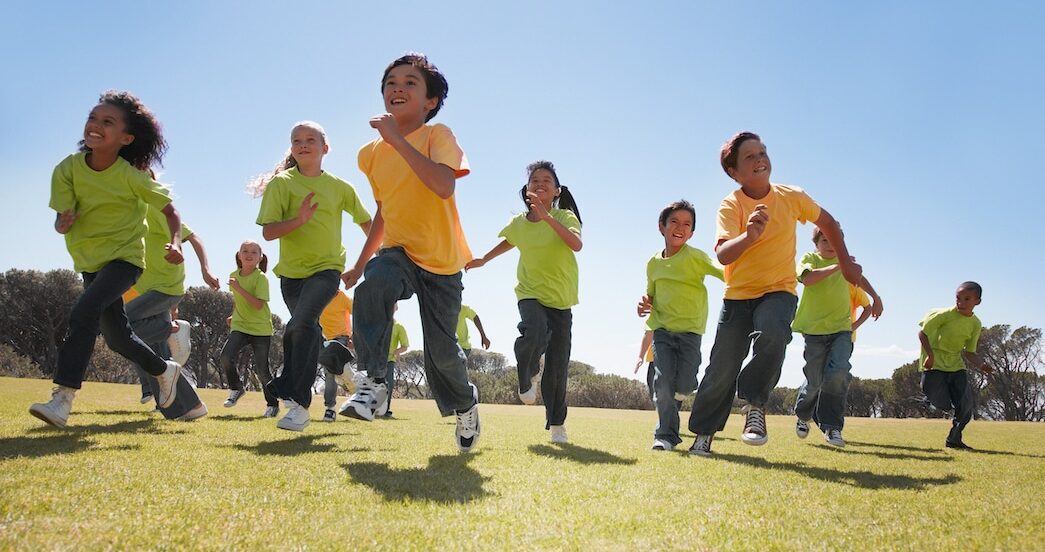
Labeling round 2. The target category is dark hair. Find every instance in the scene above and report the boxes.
[247,121,327,198]
[382,53,449,122]
[812,224,844,245]
[236,240,268,273]
[519,160,583,225]
[958,281,982,299]
[658,200,696,228]
[78,90,167,171]
[720,131,762,177]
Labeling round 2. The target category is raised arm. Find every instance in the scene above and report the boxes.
[715,204,768,265]
[263,192,318,241]
[371,114,456,199]
[813,209,861,285]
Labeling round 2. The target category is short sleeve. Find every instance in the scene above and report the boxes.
[696,248,725,281]
[256,177,287,225]
[645,257,655,296]
[461,304,476,321]
[357,143,379,201]
[791,188,822,225]
[555,209,581,236]
[920,310,943,333]
[181,223,194,240]
[49,156,76,213]
[965,320,982,353]
[797,252,818,282]
[497,217,517,246]
[340,180,372,224]
[429,124,470,178]
[715,196,743,243]
[256,273,270,302]
[131,169,173,210]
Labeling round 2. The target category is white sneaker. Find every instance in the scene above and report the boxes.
[167,319,192,365]
[178,401,208,421]
[154,361,180,409]
[262,405,279,418]
[519,371,541,405]
[740,404,768,446]
[455,383,481,453]
[276,399,309,431]
[29,386,75,428]
[550,425,568,444]
[688,434,714,456]
[652,438,675,451]
[795,418,810,439]
[339,373,387,422]
[824,428,846,448]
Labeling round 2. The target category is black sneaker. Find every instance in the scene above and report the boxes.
[322,409,336,422]
[946,440,973,450]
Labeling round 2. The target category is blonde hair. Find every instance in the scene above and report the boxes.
[235,240,268,273]
[247,121,328,198]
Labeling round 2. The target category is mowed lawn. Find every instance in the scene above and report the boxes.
[2,376,1044,550]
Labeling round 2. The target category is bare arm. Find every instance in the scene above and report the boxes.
[228,278,265,310]
[526,192,582,251]
[715,204,768,265]
[371,114,457,199]
[464,239,515,271]
[185,234,220,290]
[471,314,491,350]
[962,350,993,374]
[851,305,873,332]
[858,276,883,320]
[359,219,373,236]
[799,265,841,286]
[919,330,935,369]
[55,210,78,234]
[813,209,861,285]
[341,205,386,289]
[161,203,183,264]
[262,192,318,241]
[635,330,653,374]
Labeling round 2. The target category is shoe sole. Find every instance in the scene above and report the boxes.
[156,363,179,409]
[687,448,711,457]
[341,403,375,422]
[29,405,67,428]
[179,403,208,422]
[276,418,309,431]
[825,440,845,448]
[741,434,768,446]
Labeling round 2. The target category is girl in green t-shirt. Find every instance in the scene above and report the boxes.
[31,91,184,428]
[466,160,583,444]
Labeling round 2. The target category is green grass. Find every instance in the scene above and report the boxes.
[2,376,1044,550]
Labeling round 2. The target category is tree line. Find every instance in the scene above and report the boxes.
[1,268,1042,421]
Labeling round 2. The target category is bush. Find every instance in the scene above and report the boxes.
[0,343,43,378]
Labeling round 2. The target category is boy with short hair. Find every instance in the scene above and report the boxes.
[918,281,992,450]
[637,200,723,451]
[342,53,480,452]
[792,227,882,448]
[688,131,863,456]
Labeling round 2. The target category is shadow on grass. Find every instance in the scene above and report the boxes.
[846,441,941,454]
[343,454,492,504]
[953,447,1045,459]
[810,444,953,462]
[528,443,638,465]
[3,418,161,460]
[90,409,151,416]
[233,432,346,456]
[712,453,961,490]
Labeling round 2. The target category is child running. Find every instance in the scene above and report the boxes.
[687,131,862,456]
[918,281,992,450]
[637,200,723,451]
[255,121,372,431]
[792,226,883,448]
[342,53,480,452]
[220,241,278,417]
[467,160,582,444]
[31,90,183,427]
[318,289,355,423]
[457,303,491,358]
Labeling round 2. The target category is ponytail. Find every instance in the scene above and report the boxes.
[247,152,296,198]
[521,160,582,225]
[259,254,269,273]
[556,185,582,225]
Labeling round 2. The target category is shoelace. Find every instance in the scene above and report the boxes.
[745,408,766,435]
[457,408,478,437]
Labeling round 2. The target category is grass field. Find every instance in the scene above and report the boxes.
[2,376,1044,550]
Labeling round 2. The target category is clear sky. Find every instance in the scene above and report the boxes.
[2,1,1042,387]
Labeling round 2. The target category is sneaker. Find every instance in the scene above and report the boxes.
[224,389,246,408]
[29,386,75,428]
[519,371,542,405]
[688,434,714,456]
[741,404,768,446]
[276,399,309,431]
[339,373,388,422]
[946,440,973,450]
[178,401,208,421]
[824,428,845,448]
[550,425,568,444]
[154,361,180,409]
[382,411,393,418]
[322,409,336,423]
[652,438,675,451]
[795,418,810,439]
[167,319,192,365]
[262,405,279,418]
[454,383,481,453]
[140,391,153,405]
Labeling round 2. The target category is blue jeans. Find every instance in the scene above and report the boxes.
[126,290,181,394]
[688,291,797,435]
[794,332,853,431]
[385,361,396,412]
[353,248,472,416]
[268,270,339,408]
[652,329,702,446]
[221,331,277,407]
[515,299,572,429]
[921,369,975,443]
[54,261,166,389]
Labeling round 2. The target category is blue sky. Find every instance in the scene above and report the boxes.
[2,1,1042,387]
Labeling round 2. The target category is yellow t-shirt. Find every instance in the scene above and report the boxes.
[456,304,477,349]
[49,153,172,273]
[388,322,409,362]
[849,285,871,342]
[133,205,193,296]
[358,124,471,275]
[255,168,371,279]
[320,290,352,340]
[716,184,821,300]
[919,308,981,372]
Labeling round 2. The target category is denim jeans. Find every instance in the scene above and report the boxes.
[353,248,472,416]
[54,261,167,389]
[652,329,702,446]
[319,336,353,409]
[125,290,181,395]
[221,330,277,407]
[794,332,853,431]
[515,299,572,429]
[688,291,798,435]
[266,270,339,408]
[385,361,396,412]
[921,369,975,443]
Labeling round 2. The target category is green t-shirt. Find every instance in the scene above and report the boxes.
[388,321,409,361]
[919,307,981,372]
[230,268,273,336]
[498,208,581,310]
[792,252,853,335]
[133,205,193,296]
[49,153,172,273]
[646,244,724,335]
[256,168,371,279]
[456,304,477,349]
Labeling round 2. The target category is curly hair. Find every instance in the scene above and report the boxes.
[382,52,449,122]
[78,90,167,171]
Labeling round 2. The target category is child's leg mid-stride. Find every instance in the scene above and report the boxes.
[794,332,852,446]
[921,370,975,448]
[652,329,701,450]
[540,305,572,437]
[515,299,551,405]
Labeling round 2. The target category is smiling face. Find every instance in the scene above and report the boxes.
[82,103,134,154]
[383,64,438,126]
[660,208,694,254]
[237,242,262,271]
[727,138,772,189]
[290,125,328,167]
[526,168,560,210]
[955,285,981,316]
